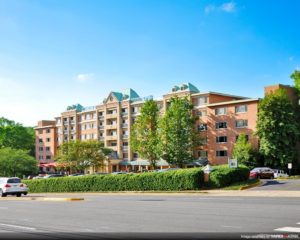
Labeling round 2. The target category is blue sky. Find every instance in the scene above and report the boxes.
[0,0,299,126]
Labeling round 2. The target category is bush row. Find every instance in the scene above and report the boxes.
[208,165,250,188]
[23,168,204,192]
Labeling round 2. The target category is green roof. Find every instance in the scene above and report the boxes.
[171,82,199,93]
[110,89,140,102]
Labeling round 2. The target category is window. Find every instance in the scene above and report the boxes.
[235,120,248,128]
[235,105,248,113]
[39,156,43,160]
[132,118,136,124]
[46,156,51,160]
[123,153,128,159]
[197,110,207,117]
[46,147,50,151]
[99,111,104,116]
[202,137,208,144]
[198,150,208,158]
[46,138,50,142]
[123,142,128,146]
[216,122,227,129]
[70,117,74,121]
[216,150,228,157]
[133,153,139,158]
[236,135,249,142]
[123,130,128,135]
[216,136,227,143]
[198,124,207,131]
[39,139,43,143]
[132,107,138,113]
[197,97,208,106]
[111,142,117,146]
[122,108,127,113]
[215,107,227,115]
[93,113,96,119]
[39,129,43,134]
[39,147,43,151]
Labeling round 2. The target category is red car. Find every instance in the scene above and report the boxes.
[249,167,274,179]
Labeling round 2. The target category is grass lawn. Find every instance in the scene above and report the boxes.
[221,179,260,190]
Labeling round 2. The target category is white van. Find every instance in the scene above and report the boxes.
[272,169,288,178]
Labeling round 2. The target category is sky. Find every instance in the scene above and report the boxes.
[0,0,299,126]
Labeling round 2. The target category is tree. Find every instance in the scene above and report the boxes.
[255,89,299,168]
[0,117,35,156]
[232,134,253,166]
[0,147,38,178]
[130,100,161,169]
[159,97,201,167]
[55,140,111,172]
[291,70,300,94]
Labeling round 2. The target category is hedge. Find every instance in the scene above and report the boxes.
[23,168,204,192]
[207,165,250,188]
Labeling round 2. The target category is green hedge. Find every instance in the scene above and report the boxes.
[23,168,204,192]
[208,165,250,188]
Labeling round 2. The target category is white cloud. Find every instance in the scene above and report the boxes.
[76,73,94,82]
[204,2,236,14]
[204,5,215,14]
[221,2,236,13]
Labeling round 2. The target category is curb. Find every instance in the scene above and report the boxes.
[31,197,84,201]
[0,197,84,201]
[239,180,261,190]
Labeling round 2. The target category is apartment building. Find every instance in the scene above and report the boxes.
[35,82,297,173]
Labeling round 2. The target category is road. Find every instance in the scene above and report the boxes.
[0,194,299,239]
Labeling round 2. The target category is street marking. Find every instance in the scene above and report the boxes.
[221,225,241,229]
[275,227,300,233]
[0,223,37,231]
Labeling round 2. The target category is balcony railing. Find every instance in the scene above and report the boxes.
[122,146,128,151]
[122,135,128,139]
[106,124,117,130]
[106,135,117,141]
[106,113,118,119]
[122,124,128,128]
[99,126,105,129]
[99,137,105,141]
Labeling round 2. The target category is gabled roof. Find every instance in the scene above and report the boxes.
[104,89,141,103]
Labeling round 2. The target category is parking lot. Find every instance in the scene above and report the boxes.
[249,179,300,191]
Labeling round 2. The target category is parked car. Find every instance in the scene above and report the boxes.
[249,167,274,179]
[68,173,85,177]
[111,172,128,175]
[273,169,289,178]
[44,174,65,178]
[0,177,28,197]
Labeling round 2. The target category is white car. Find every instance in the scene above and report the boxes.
[0,177,28,197]
[273,169,289,178]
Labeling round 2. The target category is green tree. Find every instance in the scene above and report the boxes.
[232,134,252,166]
[55,140,111,172]
[291,70,300,94]
[0,147,38,178]
[159,97,201,167]
[255,89,299,168]
[130,100,161,169]
[0,117,35,156]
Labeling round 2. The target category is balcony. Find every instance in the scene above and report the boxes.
[98,115,104,120]
[63,121,69,125]
[122,146,128,151]
[70,120,75,124]
[107,146,118,151]
[70,130,76,134]
[106,135,118,141]
[121,112,128,116]
[122,135,128,139]
[106,113,118,119]
[106,124,117,130]
[99,126,105,130]
[63,130,69,134]
[122,124,128,128]
[99,137,105,141]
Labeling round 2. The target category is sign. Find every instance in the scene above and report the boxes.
[288,163,292,169]
[228,158,238,168]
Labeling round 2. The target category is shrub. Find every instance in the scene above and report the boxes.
[208,165,250,188]
[23,168,204,193]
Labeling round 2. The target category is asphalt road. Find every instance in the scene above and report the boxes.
[249,179,300,191]
[0,194,299,239]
